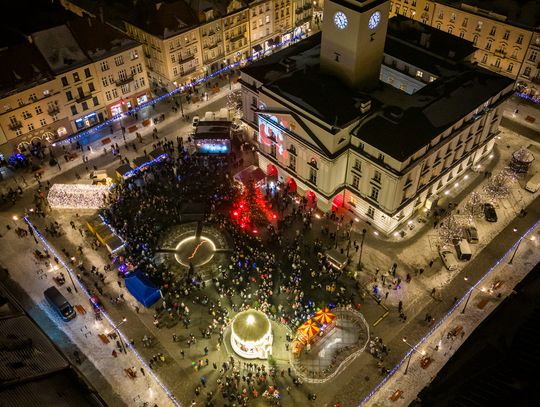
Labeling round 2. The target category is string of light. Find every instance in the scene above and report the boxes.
[24,216,181,407]
[360,219,540,406]
[53,33,306,147]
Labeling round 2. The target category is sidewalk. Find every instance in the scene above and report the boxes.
[364,220,540,406]
[0,80,241,193]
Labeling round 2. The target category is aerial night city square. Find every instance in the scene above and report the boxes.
[1,0,539,406]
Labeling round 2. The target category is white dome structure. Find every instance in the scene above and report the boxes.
[230,309,273,359]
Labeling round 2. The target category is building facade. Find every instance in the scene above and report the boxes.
[0,17,150,156]
[61,0,315,91]
[240,0,514,235]
[249,0,275,57]
[389,0,540,95]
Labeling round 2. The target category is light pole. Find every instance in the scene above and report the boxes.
[402,337,426,375]
[357,229,367,269]
[64,260,80,294]
[173,81,184,117]
[461,276,488,314]
[108,317,128,354]
[509,228,536,265]
[12,215,19,229]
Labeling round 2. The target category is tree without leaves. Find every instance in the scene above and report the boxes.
[437,214,466,247]
[464,192,485,220]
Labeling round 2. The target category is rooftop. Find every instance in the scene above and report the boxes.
[0,281,106,406]
[241,20,513,161]
[355,68,513,160]
[242,32,371,128]
[231,309,271,342]
[125,0,199,39]
[0,42,55,98]
[441,0,540,28]
[386,16,476,75]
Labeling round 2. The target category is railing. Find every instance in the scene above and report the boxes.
[115,74,135,86]
[8,120,22,130]
[47,105,60,116]
[75,93,92,103]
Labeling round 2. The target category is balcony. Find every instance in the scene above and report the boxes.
[295,8,303,14]
[76,93,92,103]
[179,54,196,63]
[115,74,135,86]
[494,49,507,57]
[230,33,246,43]
[533,76,540,85]
[8,120,22,130]
[47,105,60,116]
[303,3,311,10]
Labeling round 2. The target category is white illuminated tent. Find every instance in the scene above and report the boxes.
[230,309,273,359]
[47,184,109,210]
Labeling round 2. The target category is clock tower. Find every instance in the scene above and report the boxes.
[320,0,390,90]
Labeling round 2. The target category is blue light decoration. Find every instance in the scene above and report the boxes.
[197,143,229,154]
[123,153,169,179]
[24,216,181,407]
[360,218,540,406]
[515,92,540,104]
[53,33,306,147]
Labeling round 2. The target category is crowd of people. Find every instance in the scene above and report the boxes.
[97,135,365,405]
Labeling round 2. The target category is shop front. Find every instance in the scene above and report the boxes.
[75,112,101,131]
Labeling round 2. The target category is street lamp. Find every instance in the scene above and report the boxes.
[173,81,184,117]
[402,337,426,375]
[509,228,536,265]
[12,215,19,228]
[461,276,488,314]
[108,317,128,354]
[357,229,367,270]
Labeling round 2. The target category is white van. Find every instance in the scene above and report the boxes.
[525,172,540,193]
[455,239,472,261]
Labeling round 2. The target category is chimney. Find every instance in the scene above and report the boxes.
[156,2,163,11]
[99,6,104,23]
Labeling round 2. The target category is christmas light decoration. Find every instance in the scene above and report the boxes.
[361,219,540,406]
[53,33,305,147]
[231,179,276,231]
[464,192,485,220]
[483,169,516,202]
[437,214,467,247]
[47,184,109,209]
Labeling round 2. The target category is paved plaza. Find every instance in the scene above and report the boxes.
[0,73,539,407]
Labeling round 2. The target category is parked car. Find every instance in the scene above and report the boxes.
[192,115,200,128]
[439,248,459,271]
[465,226,479,244]
[483,203,498,222]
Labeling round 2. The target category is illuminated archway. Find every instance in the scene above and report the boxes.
[267,164,278,178]
[287,177,297,193]
[332,194,343,212]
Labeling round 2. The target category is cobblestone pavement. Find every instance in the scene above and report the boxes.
[1,80,540,406]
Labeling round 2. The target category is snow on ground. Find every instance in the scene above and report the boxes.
[1,220,177,407]
[364,220,540,407]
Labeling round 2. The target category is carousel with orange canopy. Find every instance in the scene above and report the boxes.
[292,306,337,356]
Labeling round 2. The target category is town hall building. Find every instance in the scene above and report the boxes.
[239,0,514,234]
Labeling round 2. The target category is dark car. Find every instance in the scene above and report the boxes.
[483,203,498,222]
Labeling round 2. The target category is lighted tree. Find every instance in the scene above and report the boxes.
[483,169,515,203]
[227,90,243,120]
[231,180,276,232]
[464,192,485,220]
[437,214,466,247]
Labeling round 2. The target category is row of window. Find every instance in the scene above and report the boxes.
[99,50,139,71]
[65,82,96,102]
[69,96,99,116]
[60,68,92,87]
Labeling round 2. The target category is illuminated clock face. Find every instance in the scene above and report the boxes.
[334,11,348,30]
[368,11,381,29]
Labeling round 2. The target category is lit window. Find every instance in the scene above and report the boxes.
[416,70,423,78]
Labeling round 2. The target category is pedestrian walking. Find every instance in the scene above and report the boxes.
[180,349,185,358]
